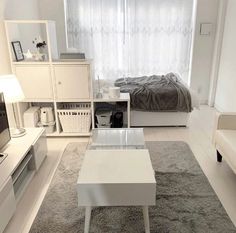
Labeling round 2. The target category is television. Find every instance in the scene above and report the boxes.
[0,93,11,151]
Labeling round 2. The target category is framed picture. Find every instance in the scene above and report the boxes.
[11,41,24,61]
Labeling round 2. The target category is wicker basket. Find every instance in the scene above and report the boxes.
[57,103,91,133]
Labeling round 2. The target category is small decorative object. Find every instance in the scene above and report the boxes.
[60,52,85,60]
[96,75,103,98]
[32,36,47,61]
[32,36,47,52]
[109,86,120,98]
[11,41,24,61]
[33,52,45,61]
[24,49,33,60]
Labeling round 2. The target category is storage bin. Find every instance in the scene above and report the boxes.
[38,121,56,134]
[96,123,112,128]
[112,112,123,128]
[96,110,112,125]
[57,103,91,133]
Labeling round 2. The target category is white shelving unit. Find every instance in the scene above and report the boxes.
[5,20,93,137]
[92,93,131,128]
[5,20,131,137]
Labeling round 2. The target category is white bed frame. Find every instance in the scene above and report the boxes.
[130,111,190,127]
[129,88,198,127]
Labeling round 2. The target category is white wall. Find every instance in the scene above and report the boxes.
[0,0,11,75]
[5,0,42,54]
[0,0,13,126]
[38,0,67,54]
[190,0,220,104]
[215,0,236,112]
[4,0,40,19]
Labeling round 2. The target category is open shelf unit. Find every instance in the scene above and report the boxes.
[5,20,131,137]
[92,93,131,129]
[5,20,94,137]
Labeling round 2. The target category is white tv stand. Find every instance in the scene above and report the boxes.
[0,128,47,233]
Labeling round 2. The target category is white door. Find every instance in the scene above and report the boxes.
[54,65,90,100]
[14,65,53,100]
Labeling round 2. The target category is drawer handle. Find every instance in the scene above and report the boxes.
[58,81,62,85]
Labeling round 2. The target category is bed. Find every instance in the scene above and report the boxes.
[115,73,199,127]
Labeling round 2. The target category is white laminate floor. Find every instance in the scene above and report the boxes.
[4,105,236,233]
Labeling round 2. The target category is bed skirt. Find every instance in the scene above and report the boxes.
[130,111,190,127]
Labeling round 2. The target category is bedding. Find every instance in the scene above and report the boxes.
[115,73,192,112]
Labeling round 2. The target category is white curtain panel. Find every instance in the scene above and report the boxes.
[66,0,194,83]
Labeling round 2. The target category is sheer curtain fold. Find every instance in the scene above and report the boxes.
[66,0,194,83]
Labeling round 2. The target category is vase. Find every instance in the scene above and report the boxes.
[35,48,46,61]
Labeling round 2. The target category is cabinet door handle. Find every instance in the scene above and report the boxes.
[58,81,62,85]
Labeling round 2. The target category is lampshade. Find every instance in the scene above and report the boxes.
[0,74,24,103]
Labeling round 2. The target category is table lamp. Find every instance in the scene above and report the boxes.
[0,74,26,137]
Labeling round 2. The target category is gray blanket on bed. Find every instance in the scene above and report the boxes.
[115,73,192,112]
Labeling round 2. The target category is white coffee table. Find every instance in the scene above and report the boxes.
[77,149,156,233]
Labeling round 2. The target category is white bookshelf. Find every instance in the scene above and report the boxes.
[5,20,130,137]
[5,20,93,137]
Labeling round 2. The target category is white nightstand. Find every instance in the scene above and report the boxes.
[92,93,130,128]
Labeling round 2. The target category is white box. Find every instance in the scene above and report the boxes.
[109,87,120,98]
[23,107,40,127]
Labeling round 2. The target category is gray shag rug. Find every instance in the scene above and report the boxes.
[29,141,236,233]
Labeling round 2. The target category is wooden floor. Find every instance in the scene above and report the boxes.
[4,105,236,233]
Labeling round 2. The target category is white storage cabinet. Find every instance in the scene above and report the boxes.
[5,20,93,137]
[54,65,90,100]
[13,64,53,101]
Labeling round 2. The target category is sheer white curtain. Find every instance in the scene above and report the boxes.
[66,0,194,83]
[66,0,126,83]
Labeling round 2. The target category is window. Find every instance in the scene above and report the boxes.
[65,0,194,83]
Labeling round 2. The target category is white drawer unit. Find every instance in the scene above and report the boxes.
[0,177,16,233]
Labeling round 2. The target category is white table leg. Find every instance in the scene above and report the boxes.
[142,206,150,233]
[84,206,92,233]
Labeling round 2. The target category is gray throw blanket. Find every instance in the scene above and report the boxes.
[115,73,192,112]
